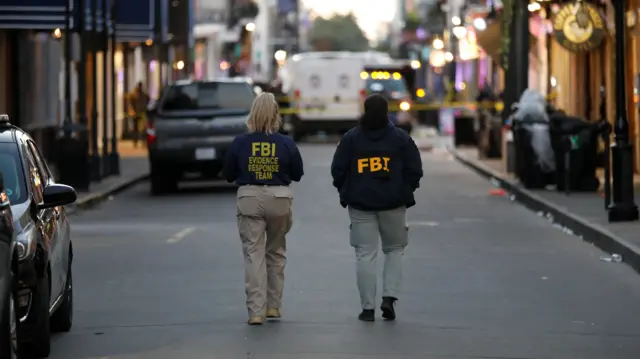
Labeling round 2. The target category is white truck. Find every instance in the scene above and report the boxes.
[281,51,392,141]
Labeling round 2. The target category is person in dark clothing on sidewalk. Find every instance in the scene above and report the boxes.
[330,94,423,322]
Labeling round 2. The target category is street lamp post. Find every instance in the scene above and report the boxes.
[90,0,102,181]
[109,0,120,175]
[513,1,529,103]
[608,0,639,222]
[503,0,529,121]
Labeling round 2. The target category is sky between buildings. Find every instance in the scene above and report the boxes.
[301,0,397,40]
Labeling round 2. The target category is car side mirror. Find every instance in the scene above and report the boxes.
[39,184,77,209]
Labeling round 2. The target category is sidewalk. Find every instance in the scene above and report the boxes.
[450,146,640,274]
[64,141,149,214]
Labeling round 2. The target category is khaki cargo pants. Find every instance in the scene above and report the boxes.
[236,185,293,317]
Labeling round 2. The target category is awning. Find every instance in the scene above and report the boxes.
[114,0,155,42]
[0,0,69,29]
[474,16,538,69]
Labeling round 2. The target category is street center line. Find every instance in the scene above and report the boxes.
[166,227,196,243]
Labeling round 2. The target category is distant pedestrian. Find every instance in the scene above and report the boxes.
[127,82,150,147]
[331,94,423,321]
[223,92,304,325]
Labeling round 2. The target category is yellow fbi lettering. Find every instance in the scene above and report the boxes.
[252,142,276,156]
[357,157,390,173]
[248,142,279,180]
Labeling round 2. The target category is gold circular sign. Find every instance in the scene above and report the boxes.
[553,2,606,53]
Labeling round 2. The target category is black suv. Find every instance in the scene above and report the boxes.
[0,115,77,358]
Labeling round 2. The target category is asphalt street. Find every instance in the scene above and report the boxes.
[49,142,640,359]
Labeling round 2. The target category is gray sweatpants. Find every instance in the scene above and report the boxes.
[348,206,409,310]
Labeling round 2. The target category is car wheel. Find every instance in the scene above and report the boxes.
[289,116,305,142]
[0,269,19,359]
[150,170,178,195]
[50,257,72,333]
[22,271,50,358]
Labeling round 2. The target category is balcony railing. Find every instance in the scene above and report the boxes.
[195,8,228,24]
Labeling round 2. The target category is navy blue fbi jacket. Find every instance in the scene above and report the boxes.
[331,122,423,211]
[224,132,304,186]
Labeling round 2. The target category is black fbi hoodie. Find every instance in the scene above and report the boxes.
[331,120,424,211]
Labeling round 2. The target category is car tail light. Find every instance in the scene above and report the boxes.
[360,89,366,101]
[294,89,301,99]
[146,121,156,144]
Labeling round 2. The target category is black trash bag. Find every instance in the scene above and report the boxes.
[549,115,600,192]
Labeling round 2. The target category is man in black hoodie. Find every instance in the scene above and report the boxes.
[331,94,423,322]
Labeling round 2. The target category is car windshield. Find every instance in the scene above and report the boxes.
[160,82,255,112]
[0,143,27,204]
[366,78,408,94]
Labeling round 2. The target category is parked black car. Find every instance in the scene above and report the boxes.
[0,172,18,359]
[0,115,77,358]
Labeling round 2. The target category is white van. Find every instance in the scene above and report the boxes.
[281,51,392,141]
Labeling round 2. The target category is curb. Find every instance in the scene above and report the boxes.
[66,173,149,215]
[448,147,640,275]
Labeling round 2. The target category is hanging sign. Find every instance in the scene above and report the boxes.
[552,1,606,53]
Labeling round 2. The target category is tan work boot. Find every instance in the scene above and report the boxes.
[248,316,265,325]
[266,308,281,319]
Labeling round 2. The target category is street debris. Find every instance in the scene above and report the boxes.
[535,211,579,237]
[600,254,623,263]
[407,221,439,227]
[489,188,505,196]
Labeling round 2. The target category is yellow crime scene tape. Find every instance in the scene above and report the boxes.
[275,99,505,115]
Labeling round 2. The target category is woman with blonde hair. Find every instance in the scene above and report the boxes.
[224,92,304,325]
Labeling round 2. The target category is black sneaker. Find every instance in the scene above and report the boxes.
[380,297,397,320]
[358,309,375,322]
